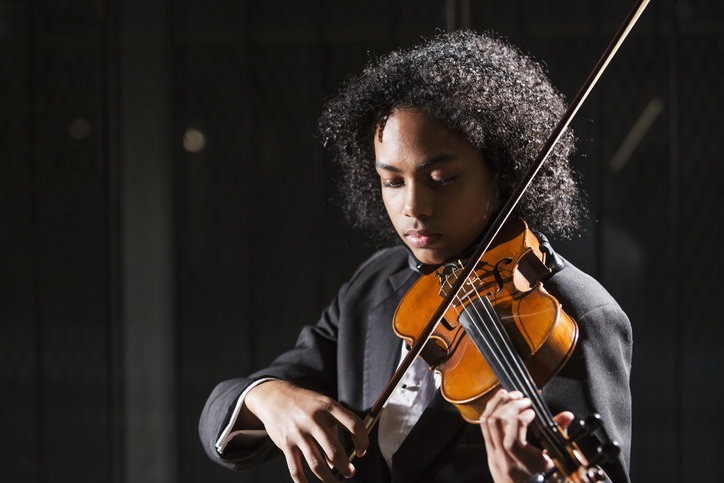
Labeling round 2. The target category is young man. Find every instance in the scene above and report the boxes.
[199,31,632,483]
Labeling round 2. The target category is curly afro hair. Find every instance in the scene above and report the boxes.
[319,30,585,245]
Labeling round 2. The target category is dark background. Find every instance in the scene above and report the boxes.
[1,0,722,481]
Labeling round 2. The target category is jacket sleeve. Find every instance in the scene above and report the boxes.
[542,296,633,483]
[197,246,382,470]
[198,377,279,469]
[198,292,345,469]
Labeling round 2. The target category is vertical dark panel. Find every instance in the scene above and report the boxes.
[0,1,38,481]
[598,4,676,481]
[171,1,260,481]
[32,0,112,480]
[245,0,327,371]
[677,2,724,479]
[104,1,125,480]
[119,0,177,480]
[1,0,122,480]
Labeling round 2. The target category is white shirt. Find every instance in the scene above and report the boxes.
[377,343,440,468]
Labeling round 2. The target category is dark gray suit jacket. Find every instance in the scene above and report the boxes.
[199,246,632,482]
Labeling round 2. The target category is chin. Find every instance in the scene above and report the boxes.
[411,250,446,266]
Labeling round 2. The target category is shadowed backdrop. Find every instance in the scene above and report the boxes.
[1,0,722,481]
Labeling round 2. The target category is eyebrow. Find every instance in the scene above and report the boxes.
[375,153,458,173]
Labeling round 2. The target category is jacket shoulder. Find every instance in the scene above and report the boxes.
[341,245,412,290]
[544,259,626,322]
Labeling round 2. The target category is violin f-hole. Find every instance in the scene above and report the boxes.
[490,257,514,296]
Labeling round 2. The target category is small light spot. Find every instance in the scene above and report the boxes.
[183,128,206,153]
[69,118,92,140]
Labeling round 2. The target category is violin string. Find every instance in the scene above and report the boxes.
[461,282,565,455]
[449,286,517,394]
[445,269,543,417]
[446,268,562,451]
[443,271,548,421]
[479,291,560,430]
[465,283,555,426]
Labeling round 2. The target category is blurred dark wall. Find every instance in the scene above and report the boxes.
[1,0,722,481]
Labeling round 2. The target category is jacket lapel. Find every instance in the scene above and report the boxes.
[362,266,418,409]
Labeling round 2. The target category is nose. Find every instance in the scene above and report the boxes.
[402,182,433,219]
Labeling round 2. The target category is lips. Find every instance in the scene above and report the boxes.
[405,230,441,248]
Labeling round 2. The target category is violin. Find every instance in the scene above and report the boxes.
[393,218,578,423]
[394,217,618,483]
[333,1,650,481]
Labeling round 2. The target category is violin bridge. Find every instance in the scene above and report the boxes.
[435,259,485,307]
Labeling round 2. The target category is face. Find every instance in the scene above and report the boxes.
[374,109,501,265]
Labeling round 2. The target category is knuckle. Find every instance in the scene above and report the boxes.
[325,443,340,458]
[311,395,334,415]
[279,434,295,450]
[321,399,336,413]
[307,456,322,472]
[285,456,301,479]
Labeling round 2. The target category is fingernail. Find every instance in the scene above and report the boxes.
[359,449,367,457]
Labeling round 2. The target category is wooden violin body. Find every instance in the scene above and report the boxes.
[393,218,578,422]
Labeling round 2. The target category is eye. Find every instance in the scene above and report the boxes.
[432,175,457,187]
[381,179,405,188]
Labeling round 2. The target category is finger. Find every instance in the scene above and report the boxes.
[496,398,533,451]
[553,411,575,430]
[327,404,369,458]
[479,416,494,453]
[299,437,338,483]
[503,408,549,475]
[507,390,525,400]
[479,389,509,452]
[504,407,535,453]
[481,389,513,419]
[311,425,355,478]
[486,394,532,456]
[282,447,309,483]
